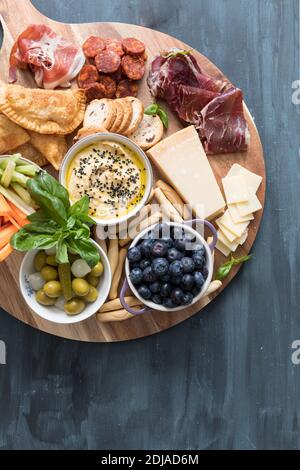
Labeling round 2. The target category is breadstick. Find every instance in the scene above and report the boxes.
[147,188,155,203]
[154,187,183,223]
[108,238,119,277]
[109,248,127,300]
[156,180,186,218]
[99,296,142,313]
[98,238,107,255]
[206,280,222,295]
[96,309,134,322]
[119,204,151,246]
[119,210,162,247]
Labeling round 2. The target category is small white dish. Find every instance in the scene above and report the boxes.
[19,240,112,324]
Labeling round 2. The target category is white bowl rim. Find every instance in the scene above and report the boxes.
[59,132,153,227]
[0,154,42,171]
[19,239,112,324]
[125,221,214,312]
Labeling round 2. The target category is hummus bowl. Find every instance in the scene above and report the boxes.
[59,133,153,226]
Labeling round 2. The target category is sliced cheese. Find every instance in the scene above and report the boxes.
[228,203,254,224]
[216,209,249,238]
[147,126,226,220]
[226,163,262,194]
[218,229,240,251]
[236,194,262,216]
[238,229,249,246]
[216,239,231,257]
[222,175,249,204]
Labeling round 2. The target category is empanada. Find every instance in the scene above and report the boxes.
[0,113,30,153]
[29,131,68,170]
[8,142,49,167]
[0,84,86,135]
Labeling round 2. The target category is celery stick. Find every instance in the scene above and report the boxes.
[0,185,35,215]
[11,183,32,205]
[1,158,16,187]
[16,164,38,177]
[11,171,29,187]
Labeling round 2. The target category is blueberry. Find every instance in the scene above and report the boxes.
[169,260,184,278]
[167,247,182,262]
[184,233,196,243]
[181,256,195,273]
[192,253,205,269]
[143,266,157,283]
[194,271,205,289]
[182,292,194,305]
[202,266,209,279]
[151,240,168,258]
[129,267,143,285]
[138,285,152,300]
[149,281,161,294]
[171,288,184,305]
[182,274,195,291]
[161,273,171,282]
[171,276,182,286]
[152,223,170,238]
[140,239,154,258]
[163,298,176,309]
[151,258,169,277]
[160,282,172,297]
[174,238,186,252]
[193,244,205,256]
[152,294,162,305]
[161,237,174,249]
[192,287,201,297]
[139,259,151,270]
[127,246,141,263]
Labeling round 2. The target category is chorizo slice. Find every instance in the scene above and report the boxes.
[95,50,121,73]
[77,64,99,88]
[121,55,145,80]
[105,38,124,57]
[97,75,117,98]
[82,36,106,58]
[122,37,145,56]
[116,79,138,98]
[84,77,116,102]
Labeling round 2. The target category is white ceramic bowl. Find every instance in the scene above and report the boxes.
[19,240,112,324]
[124,221,215,312]
[0,155,42,171]
[59,132,153,227]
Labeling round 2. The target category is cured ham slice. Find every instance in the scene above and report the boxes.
[9,24,85,89]
[147,50,249,154]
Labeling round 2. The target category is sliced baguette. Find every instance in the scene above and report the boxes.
[109,100,124,133]
[83,99,115,130]
[116,98,133,134]
[129,114,163,150]
[122,97,144,136]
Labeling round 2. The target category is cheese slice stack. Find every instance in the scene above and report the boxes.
[215,164,263,256]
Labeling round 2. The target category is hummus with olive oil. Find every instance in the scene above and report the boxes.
[67,141,147,220]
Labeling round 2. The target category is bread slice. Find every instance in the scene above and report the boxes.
[116,98,133,134]
[83,99,115,130]
[129,114,164,150]
[109,100,124,133]
[74,126,108,143]
[122,97,144,136]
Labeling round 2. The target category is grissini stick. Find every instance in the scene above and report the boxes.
[156,180,187,218]
[119,204,151,246]
[99,296,142,313]
[119,210,162,247]
[154,187,183,223]
[109,248,127,300]
[108,238,119,278]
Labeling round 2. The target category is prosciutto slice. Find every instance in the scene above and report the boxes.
[9,24,85,89]
[147,50,249,154]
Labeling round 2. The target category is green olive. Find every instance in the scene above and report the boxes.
[90,261,104,277]
[34,251,46,271]
[35,289,56,306]
[41,265,58,281]
[64,298,85,315]
[86,274,99,287]
[72,278,90,297]
[43,281,62,298]
[46,255,58,266]
[84,286,98,303]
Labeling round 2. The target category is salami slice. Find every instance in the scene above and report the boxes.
[95,50,121,73]
[84,76,117,102]
[116,79,138,98]
[122,37,145,56]
[98,75,117,98]
[105,38,124,57]
[121,55,145,80]
[77,64,99,88]
[109,66,123,82]
[82,36,106,58]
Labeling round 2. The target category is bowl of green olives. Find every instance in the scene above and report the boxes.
[19,240,112,324]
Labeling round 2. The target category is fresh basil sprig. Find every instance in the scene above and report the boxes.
[11,172,99,268]
[144,103,169,129]
[215,254,252,281]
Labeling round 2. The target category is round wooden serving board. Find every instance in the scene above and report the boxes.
[0,0,265,342]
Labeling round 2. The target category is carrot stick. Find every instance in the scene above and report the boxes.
[0,243,13,262]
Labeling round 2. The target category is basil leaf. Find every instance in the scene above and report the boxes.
[56,237,69,264]
[144,104,159,115]
[68,195,89,218]
[157,108,169,129]
[35,172,70,211]
[10,230,59,251]
[232,254,252,266]
[27,178,68,226]
[23,221,60,234]
[67,238,99,268]
[215,254,252,281]
[73,224,91,239]
[27,210,50,223]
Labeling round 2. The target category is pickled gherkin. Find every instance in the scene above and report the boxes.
[58,263,73,301]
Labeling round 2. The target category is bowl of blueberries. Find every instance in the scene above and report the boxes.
[120,221,217,313]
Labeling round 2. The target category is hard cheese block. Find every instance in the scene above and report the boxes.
[147,126,225,220]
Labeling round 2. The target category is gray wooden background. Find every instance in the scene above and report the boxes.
[0,0,299,450]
